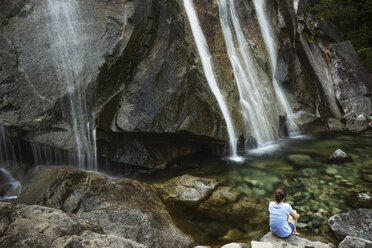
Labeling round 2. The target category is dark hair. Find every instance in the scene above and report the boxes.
[274,188,287,203]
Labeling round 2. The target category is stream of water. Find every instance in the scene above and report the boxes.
[252,0,299,137]
[33,0,98,170]
[218,0,280,147]
[183,0,243,161]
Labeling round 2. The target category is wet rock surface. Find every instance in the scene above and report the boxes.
[338,236,372,248]
[328,209,372,240]
[14,166,194,248]
[251,232,335,248]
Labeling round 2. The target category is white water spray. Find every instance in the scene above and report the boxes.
[42,0,97,170]
[218,0,280,146]
[0,168,21,200]
[252,0,299,136]
[183,0,243,161]
[0,126,21,200]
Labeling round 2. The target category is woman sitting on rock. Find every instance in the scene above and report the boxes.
[269,188,300,238]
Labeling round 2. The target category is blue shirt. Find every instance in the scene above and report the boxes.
[268,201,293,237]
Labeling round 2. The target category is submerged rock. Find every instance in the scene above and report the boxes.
[155,174,218,206]
[328,149,351,163]
[327,118,346,132]
[288,154,320,167]
[251,232,335,248]
[328,209,372,240]
[361,165,372,182]
[338,236,372,248]
[15,166,194,248]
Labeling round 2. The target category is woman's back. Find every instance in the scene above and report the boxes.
[268,201,293,238]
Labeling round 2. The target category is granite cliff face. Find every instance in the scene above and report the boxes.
[0,0,371,169]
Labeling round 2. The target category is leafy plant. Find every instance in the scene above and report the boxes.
[309,29,320,44]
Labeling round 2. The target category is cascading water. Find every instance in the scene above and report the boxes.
[252,0,299,136]
[0,125,16,162]
[293,0,299,14]
[0,125,21,199]
[183,0,243,161]
[0,168,22,200]
[218,0,280,147]
[35,0,97,170]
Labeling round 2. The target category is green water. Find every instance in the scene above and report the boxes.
[142,131,372,246]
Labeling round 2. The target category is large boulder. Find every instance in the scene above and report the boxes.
[327,118,346,132]
[15,166,194,248]
[251,232,335,248]
[331,41,372,118]
[155,174,218,206]
[51,231,147,248]
[338,236,372,248]
[0,202,81,247]
[348,115,370,133]
[197,186,265,224]
[328,209,372,240]
[0,202,148,248]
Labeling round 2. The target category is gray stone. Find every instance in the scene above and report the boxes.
[52,231,148,248]
[349,115,370,133]
[251,232,335,248]
[0,202,81,248]
[328,209,372,240]
[327,118,346,132]
[292,111,327,133]
[221,243,250,248]
[339,236,372,248]
[331,41,372,118]
[197,186,266,224]
[16,166,194,248]
[155,174,218,206]
[328,149,351,163]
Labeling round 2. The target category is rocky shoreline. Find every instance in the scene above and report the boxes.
[0,156,371,248]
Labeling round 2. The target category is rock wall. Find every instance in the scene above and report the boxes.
[0,0,371,169]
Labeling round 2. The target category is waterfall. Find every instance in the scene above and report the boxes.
[183,0,243,161]
[252,0,299,136]
[40,0,97,170]
[0,126,21,200]
[218,0,280,147]
[0,168,22,200]
[293,0,299,14]
[0,126,16,162]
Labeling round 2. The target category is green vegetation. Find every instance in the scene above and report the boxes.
[309,29,320,44]
[309,0,372,69]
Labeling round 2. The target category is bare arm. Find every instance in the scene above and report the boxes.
[290,210,300,219]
